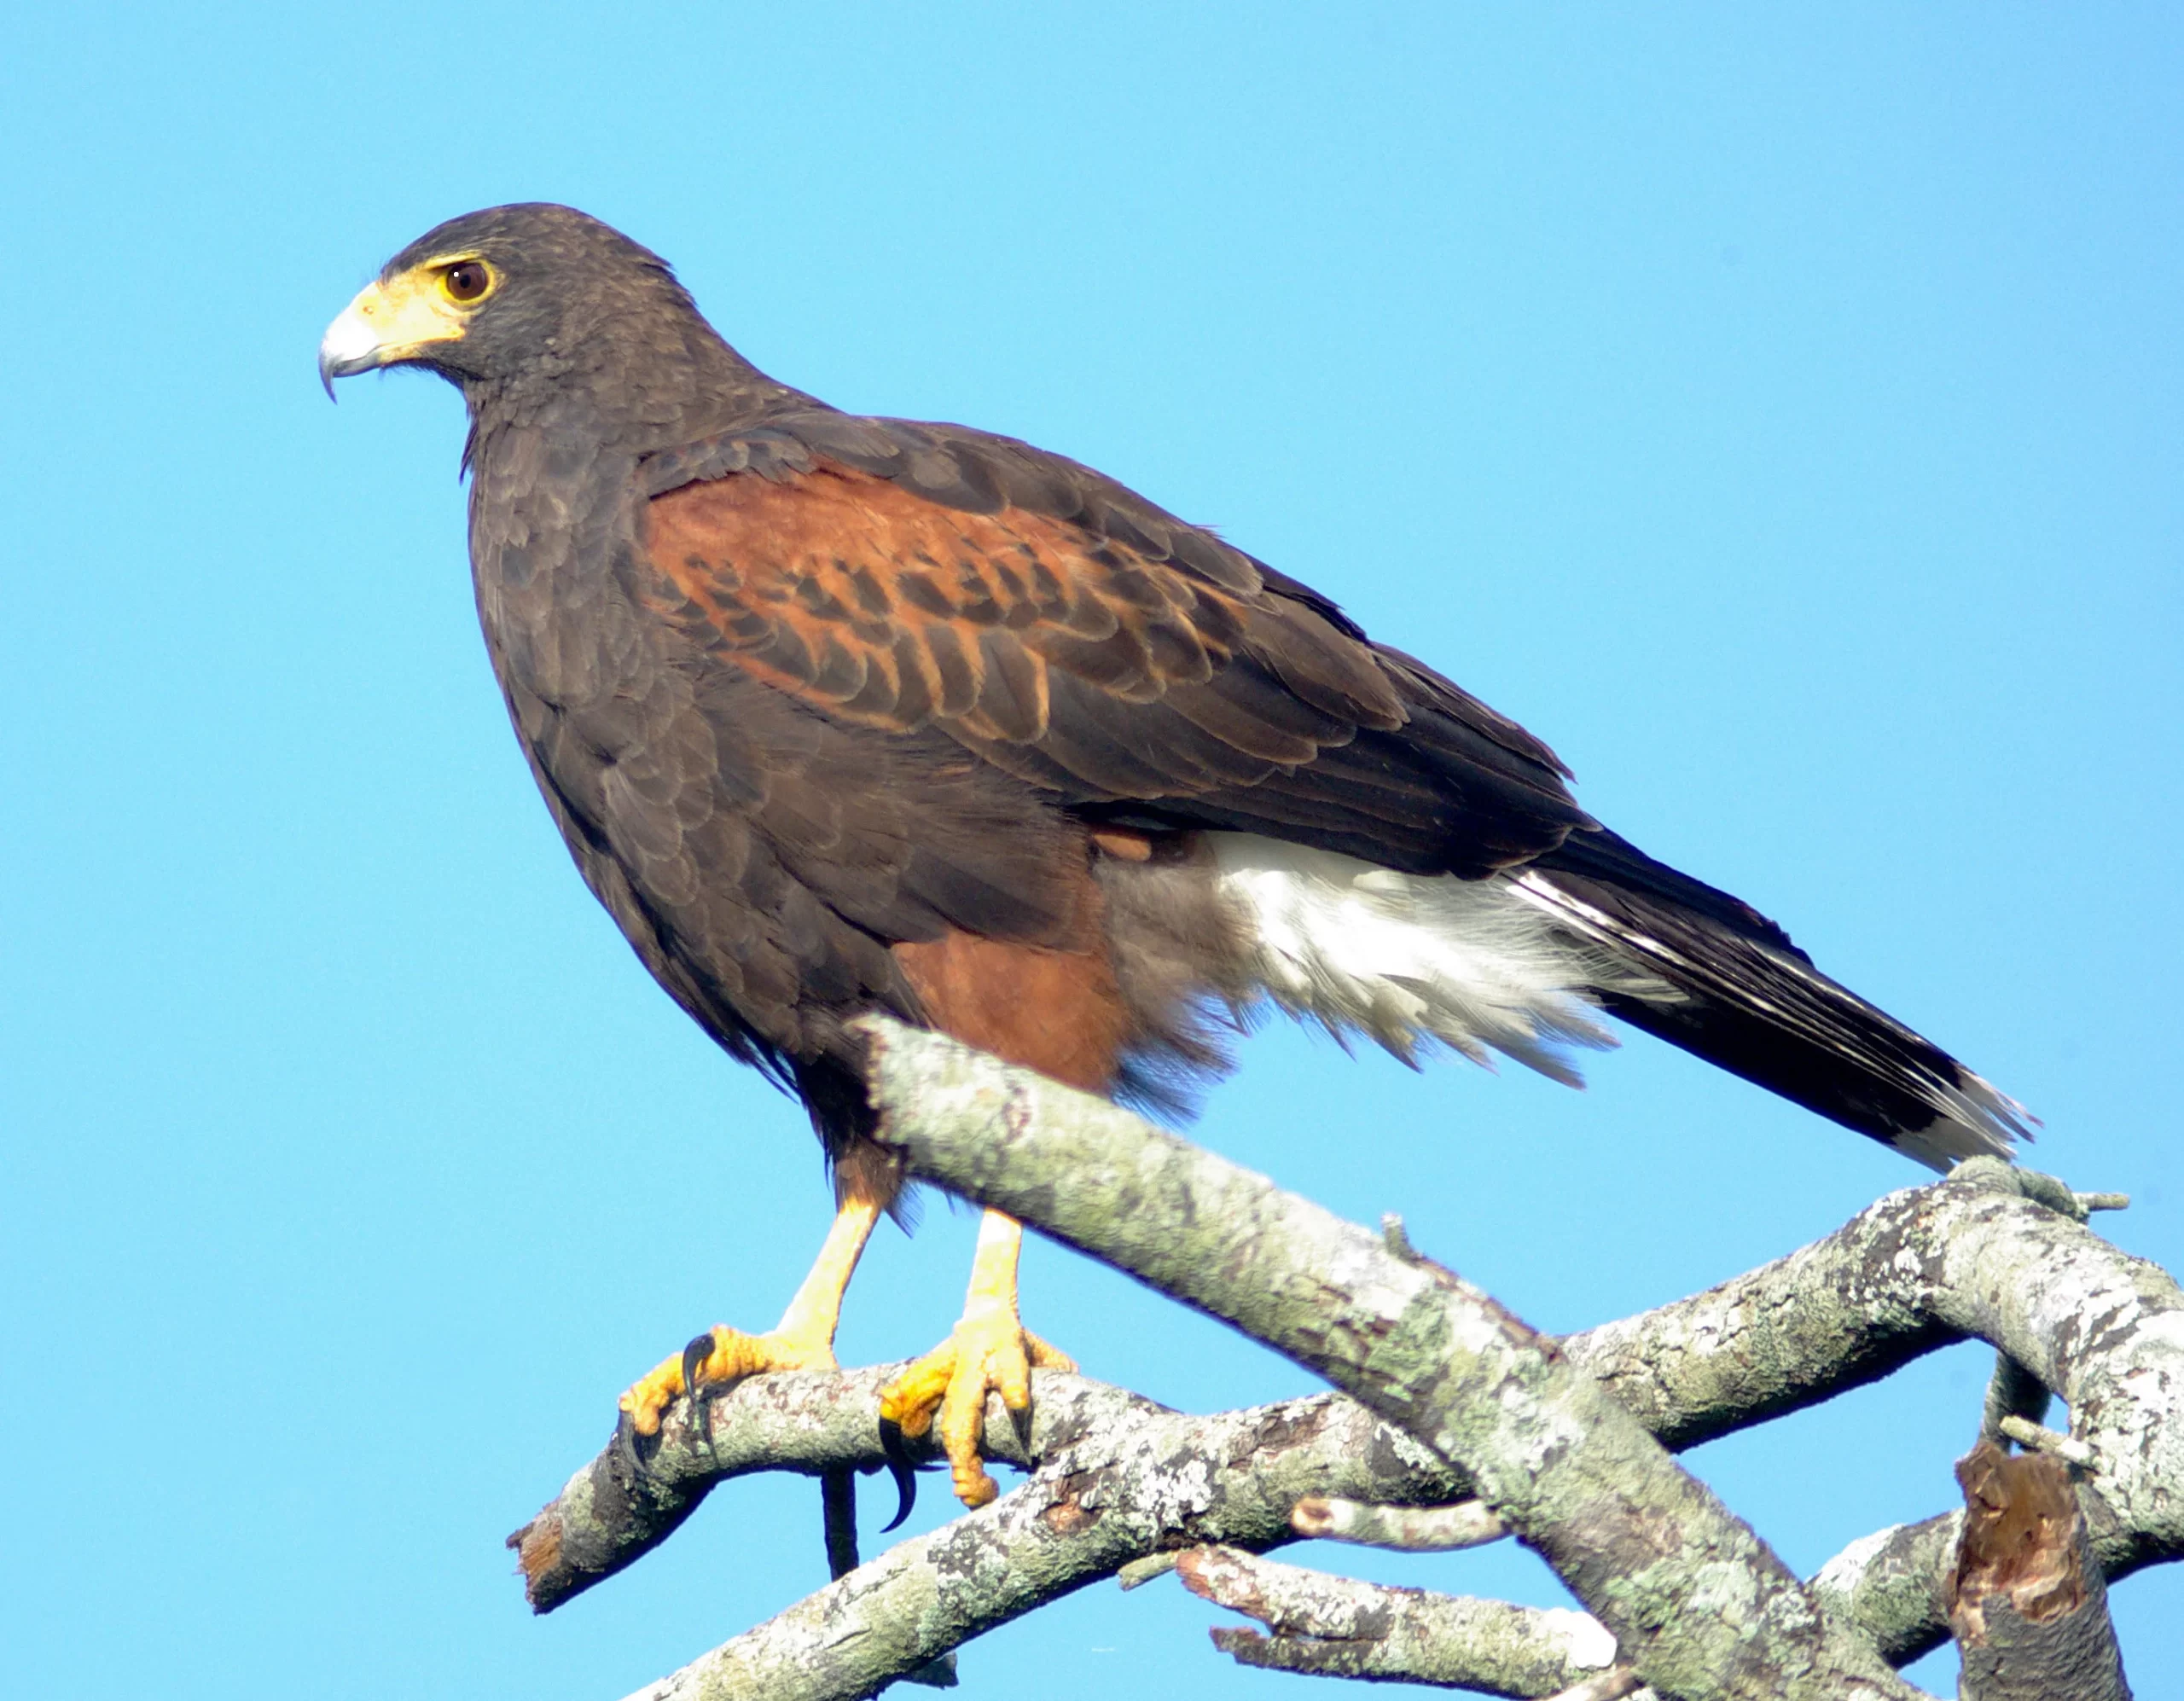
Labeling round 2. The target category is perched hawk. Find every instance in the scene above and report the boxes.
[322,204,2026,1515]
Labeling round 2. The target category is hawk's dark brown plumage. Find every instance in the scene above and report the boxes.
[324,203,2028,1194]
[325,200,2029,1512]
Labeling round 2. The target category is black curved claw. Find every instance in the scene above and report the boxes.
[877,1415,921,1532]
[682,1331,717,1437]
[615,1407,654,1472]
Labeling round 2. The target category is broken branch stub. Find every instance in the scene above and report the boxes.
[1949,1441,2131,1701]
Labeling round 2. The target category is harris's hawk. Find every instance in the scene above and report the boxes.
[322,203,2028,1514]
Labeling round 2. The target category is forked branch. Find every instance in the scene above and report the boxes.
[508,1023,2179,1701]
[858,1021,1914,1701]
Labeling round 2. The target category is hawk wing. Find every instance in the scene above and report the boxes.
[630,410,1591,881]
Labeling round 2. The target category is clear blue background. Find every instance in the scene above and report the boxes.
[3,6,2176,1696]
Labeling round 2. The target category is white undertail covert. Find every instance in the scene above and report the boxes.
[1205,833,1676,1081]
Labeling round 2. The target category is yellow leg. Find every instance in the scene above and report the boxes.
[877,1210,1077,1509]
[619,1197,880,1436]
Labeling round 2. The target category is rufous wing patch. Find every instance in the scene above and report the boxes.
[640,463,1246,741]
[637,465,1249,738]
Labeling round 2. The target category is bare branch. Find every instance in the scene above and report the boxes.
[1949,1442,2132,1701]
[511,1362,997,1613]
[860,1019,1920,1701]
[513,1369,1461,1614]
[1809,1513,1962,1669]
[527,1028,2181,1697]
[1548,1154,2184,1657]
[1981,1353,2051,1448]
[600,1384,1464,1701]
[1291,1494,1507,1551]
[1554,1151,2184,1668]
[1177,1544,1627,1696]
[1997,1416,2098,1469]
[1543,1673,1645,1701]
[513,1362,2037,1697]
[1557,1158,2163,1464]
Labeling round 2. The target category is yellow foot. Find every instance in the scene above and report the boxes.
[877,1308,1076,1512]
[618,1326,837,1440]
[618,1197,880,1449]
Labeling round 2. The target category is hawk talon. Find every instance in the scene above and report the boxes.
[876,1414,926,1532]
[327,206,2036,1579]
[681,1332,721,1440]
[876,1303,1076,1512]
[614,1408,656,1472]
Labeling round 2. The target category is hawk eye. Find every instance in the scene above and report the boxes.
[442,262,491,303]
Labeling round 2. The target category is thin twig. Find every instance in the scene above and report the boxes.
[1179,1544,1627,1696]
[1291,1495,1508,1551]
[1999,1415,2098,1470]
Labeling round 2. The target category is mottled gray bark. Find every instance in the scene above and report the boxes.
[858,1021,1916,1701]
[1176,1544,1628,1695]
[513,1368,1472,1615]
[508,1367,2090,1698]
[513,1363,915,1612]
[1290,1494,1508,1551]
[605,1386,1460,1701]
[514,1024,2180,1701]
[1808,1513,1963,1669]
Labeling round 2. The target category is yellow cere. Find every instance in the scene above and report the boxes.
[334,255,493,361]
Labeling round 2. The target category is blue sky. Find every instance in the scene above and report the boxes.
[3,5,2178,1697]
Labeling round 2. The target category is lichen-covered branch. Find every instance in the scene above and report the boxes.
[1177,1544,1629,1696]
[514,1369,1464,1617]
[1571,1152,2184,1665]
[859,1019,1918,1701]
[526,1025,2180,1699]
[603,1385,1463,1701]
[507,1359,1984,1701]
[1558,1157,2176,1482]
[513,1363,925,1612]
[1291,1494,1508,1551]
[509,1365,2069,1699]
[1808,1512,1963,1669]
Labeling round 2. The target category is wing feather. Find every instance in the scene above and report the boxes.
[631,413,1593,877]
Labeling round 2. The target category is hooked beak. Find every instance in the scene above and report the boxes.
[319,266,473,400]
[318,282,392,400]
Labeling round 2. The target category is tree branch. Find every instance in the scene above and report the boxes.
[510,1367,2099,1699]
[512,1371,1463,1617]
[514,1025,2181,1698]
[1176,1544,1632,1696]
[1590,1150,2184,1665]
[858,1019,1918,1701]
[1290,1494,1508,1551]
[1949,1442,2132,1701]
[597,1384,1468,1701]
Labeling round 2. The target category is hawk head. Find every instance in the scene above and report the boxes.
[318,202,701,399]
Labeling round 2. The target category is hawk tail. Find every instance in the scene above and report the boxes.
[1515,829,2030,1171]
[1201,827,2029,1171]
